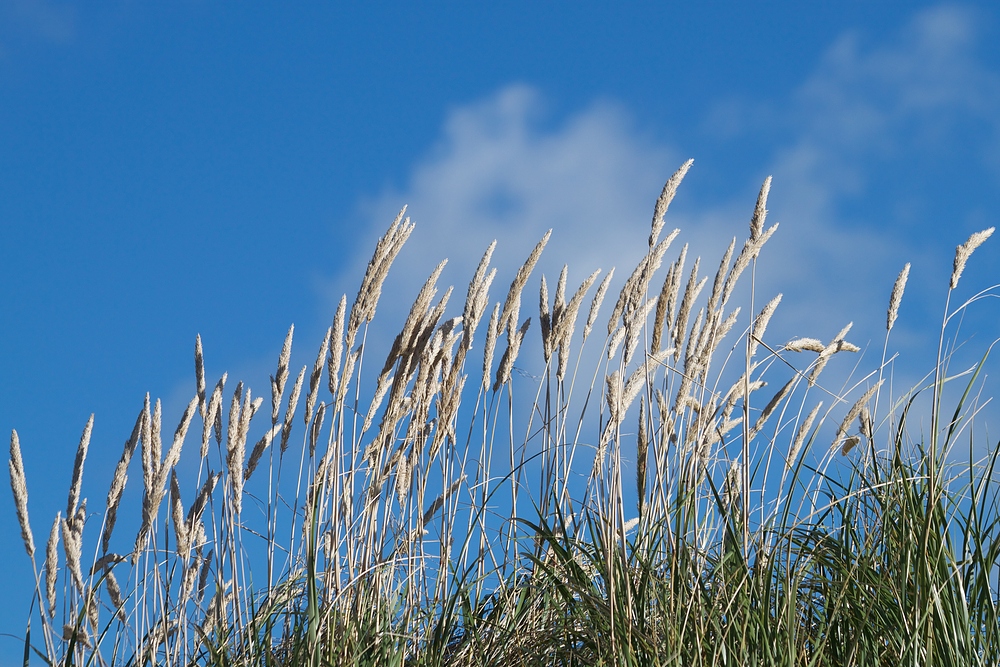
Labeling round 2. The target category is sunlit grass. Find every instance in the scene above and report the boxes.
[8,163,1000,666]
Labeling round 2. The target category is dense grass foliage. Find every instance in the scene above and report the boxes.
[8,163,1000,666]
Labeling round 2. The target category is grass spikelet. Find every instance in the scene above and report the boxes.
[195,334,206,417]
[61,516,84,594]
[66,414,94,520]
[281,366,306,454]
[887,263,910,332]
[788,402,821,470]
[749,294,782,359]
[9,430,34,557]
[749,176,772,241]
[494,317,531,391]
[609,230,678,334]
[272,324,294,423]
[105,571,126,624]
[833,380,883,451]
[245,424,281,481]
[785,337,826,353]
[328,295,346,399]
[347,207,414,344]
[500,230,551,335]
[170,470,189,560]
[45,512,59,618]
[583,268,614,343]
[539,274,552,362]
[636,396,648,515]
[304,327,331,427]
[672,257,704,362]
[482,303,500,390]
[649,159,693,248]
[103,408,142,553]
[651,262,676,353]
[951,227,994,289]
[202,374,226,458]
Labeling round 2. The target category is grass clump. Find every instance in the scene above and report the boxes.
[8,162,1000,666]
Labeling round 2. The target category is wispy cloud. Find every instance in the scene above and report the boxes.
[324,6,1000,444]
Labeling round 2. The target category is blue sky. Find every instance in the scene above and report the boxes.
[2,2,1000,661]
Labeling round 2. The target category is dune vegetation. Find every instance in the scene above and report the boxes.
[8,161,1000,666]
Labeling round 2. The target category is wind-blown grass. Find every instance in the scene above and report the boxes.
[8,162,1000,666]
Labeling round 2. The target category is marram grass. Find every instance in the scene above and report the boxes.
[8,162,1000,666]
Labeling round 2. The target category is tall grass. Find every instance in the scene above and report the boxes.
[8,162,1000,666]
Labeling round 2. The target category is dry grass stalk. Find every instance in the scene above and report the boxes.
[553,269,600,379]
[309,402,326,458]
[833,380,883,452]
[347,208,414,348]
[170,470,189,560]
[539,274,552,362]
[105,571,127,623]
[281,367,305,453]
[328,295,346,400]
[61,516,84,594]
[636,397,648,515]
[748,377,794,441]
[808,323,860,386]
[649,159,694,248]
[705,237,736,322]
[749,294,783,359]
[9,430,34,557]
[195,334,206,417]
[482,303,500,390]
[202,374,227,459]
[66,414,94,521]
[887,263,910,332]
[785,338,825,353]
[951,227,994,289]
[672,257,705,363]
[271,325,294,423]
[103,408,143,554]
[494,318,532,391]
[623,300,658,366]
[304,327,331,426]
[245,424,281,481]
[721,223,779,307]
[749,176,772,241]
[609,231,678,335]
[499,230,551,336]
[787,402,821,470]
[45,512,60,617]
[651,263,676,353]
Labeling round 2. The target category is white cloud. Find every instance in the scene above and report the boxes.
[332,85,683,346]
[323,6,1000,456]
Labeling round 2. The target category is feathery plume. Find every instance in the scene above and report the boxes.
[499,230,551,335]
[649,159,693,248]
[195,334,206,417]
[749,176,772,241]
[66,415,94,521]
[951,227,994,290]
[9,430,34,557]
[583,268,614,343]
[749,294,782,359]
[271,325,294,423]
[482,303,500,390]
[788,403,821,471]
[45,512,60,617]
[281,367,306,454]
[887,263,910,332]
[834,381,883,451]
[328,295,346,399]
